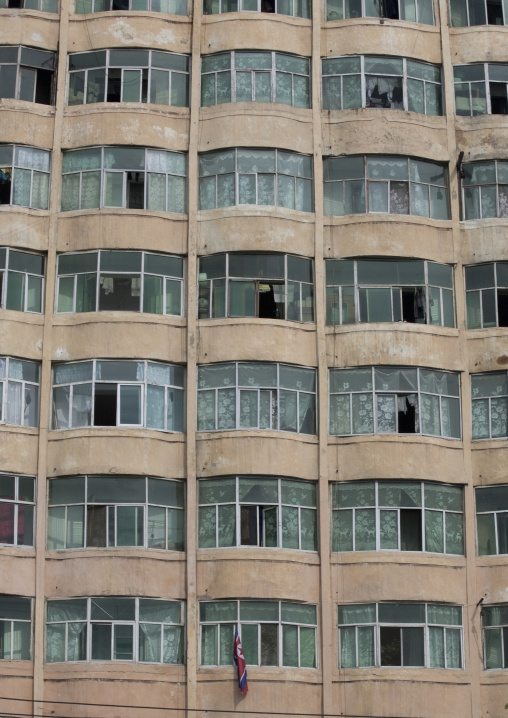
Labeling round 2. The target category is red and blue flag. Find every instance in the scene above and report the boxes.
[233,627,248,695]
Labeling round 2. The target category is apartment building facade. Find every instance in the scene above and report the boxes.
[0,0,507,715]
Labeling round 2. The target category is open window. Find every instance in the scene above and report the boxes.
[240,505,278,546]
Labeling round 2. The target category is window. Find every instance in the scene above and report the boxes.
[199,149,313,212]
[450,0,507,26]
[332,480,464,554]
[198,476,317,550]
[201,52,310,108]
[465,263,508,328]
[0,474,35,547]
[198,253,313,322]
[0,145,51,210]
[338,603,463,669]
[454,64,508,116]
[75,0,186,13]
[471,372,508,439]
[0,248,44,313]
[56,251,183,316]
[0,47,55,104]
[0,596,31,660]
[483,606,508,668]
[329,366,461,438]
[197,362,316,434]
[326,0,433,23]
[0,0,57,10]
[203,0,310,17]
[61,147,187,213]
[461,161,508,220]
[326,258,454,327]
[47,475,184,550]
[476,485,508,555]
[68,49,189,107]
[51,360,185,432]
[0,357,40,428]
[322,56,442,115]
[323,155,450,219]
[46,597,184,664]
[200,600,316,668]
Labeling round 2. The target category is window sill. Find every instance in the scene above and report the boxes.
[325,322,458,337]
[201,11,311,24]
[198,665,321,680]
[197,547,320,562]
[46,547,185,559]
[58,208,188,219]
[328,434,462,446]
[0,98,55,115]
[48,427,185,440]
[198,205,315,221]
[333,666,466,680]
[331,551,466,567]
[64,103,189,117]
[324,213,452,227]
[197,429,318,441]
[324,16,438,30]
[70,10,191,20]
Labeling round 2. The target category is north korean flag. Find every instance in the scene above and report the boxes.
[233,627,248,695]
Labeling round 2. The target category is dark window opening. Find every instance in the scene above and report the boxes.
[240,505,277,546]
[381,0,399,18]
[0,170,12,205]
[498,289,508,327]
[99,275,141,311]
[87,505,107,547]
[260,624,278,665]
[127,172,144,209]
[107,69,121,102]
[261,0,275,10]
[258,283,283,319]
[380,626,401,665]
[397,394,418,433]
[490,82,508,114]
[34,68,53,104]
[93,384,117,426]
[7,0,22,7]
[487,0,504,23]
[401,288,426,323]
[400,509,422,551]
[112,0,129,8]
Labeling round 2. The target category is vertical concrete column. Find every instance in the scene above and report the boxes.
[186,0,202,712]
[438,0,481,714]
[33,0,70,714]
[311,3,333,715]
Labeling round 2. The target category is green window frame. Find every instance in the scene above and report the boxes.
[51,359,185,432]
[198,476,317,550]
[332,480,464,554]
[323,155,449,219]
[199,148,314,212]
[198,252,313,322]
[47,475,184,551]
[0,144,51,210]
[68,49,189,107]
[0,357,40,428]
[461,161,508,220]
[329,366,461,438]
[0,596,31,660]
[46,597,185,664]
[200,600,317,668]
[326,0,434,23]
[0,247,44,314]
[197,361,317,435]
[471,372,508,440]
[322,56,442,115]
[0,474,35,548]
[56,250,183,316]
[325,258,454,327]
[201,51,310,108]
[61,146,187,213]
[338,602,463,669]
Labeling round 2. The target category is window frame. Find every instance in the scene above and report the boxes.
[46,597,185,664]
[0,474,35,548]
[67,49,189,107]
[0,356,40,428]
[47,475,185,551]
[0,0,58,11]
[331,480,464,555]
[201,51,311,108]
[198,475,318,551]
[338,602,463,669]
[325,258,454,327]
[325,0,434,23]
[198,252,314,323]
[0,595,32,660]
[0,247,45,314]
[202,0,310,18]
[453,63,508,116]
[51,359,185,433]
[0,46,55,104]
[461,161,508,220]
[0,144,51,210]
[465,261,508,328]
[60,146,187,213]
[475,485,508,556]
[55,250,184,316]
[322,55,442,115]
[198,148,314,212]
[197,361,317,435]
[323,155,450,220]
[329,366,461,439]
[450,0,507,28]
[74,0,187,14]
[471,371,508,440]
[199,600,318,668]
[483,605,508,669]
